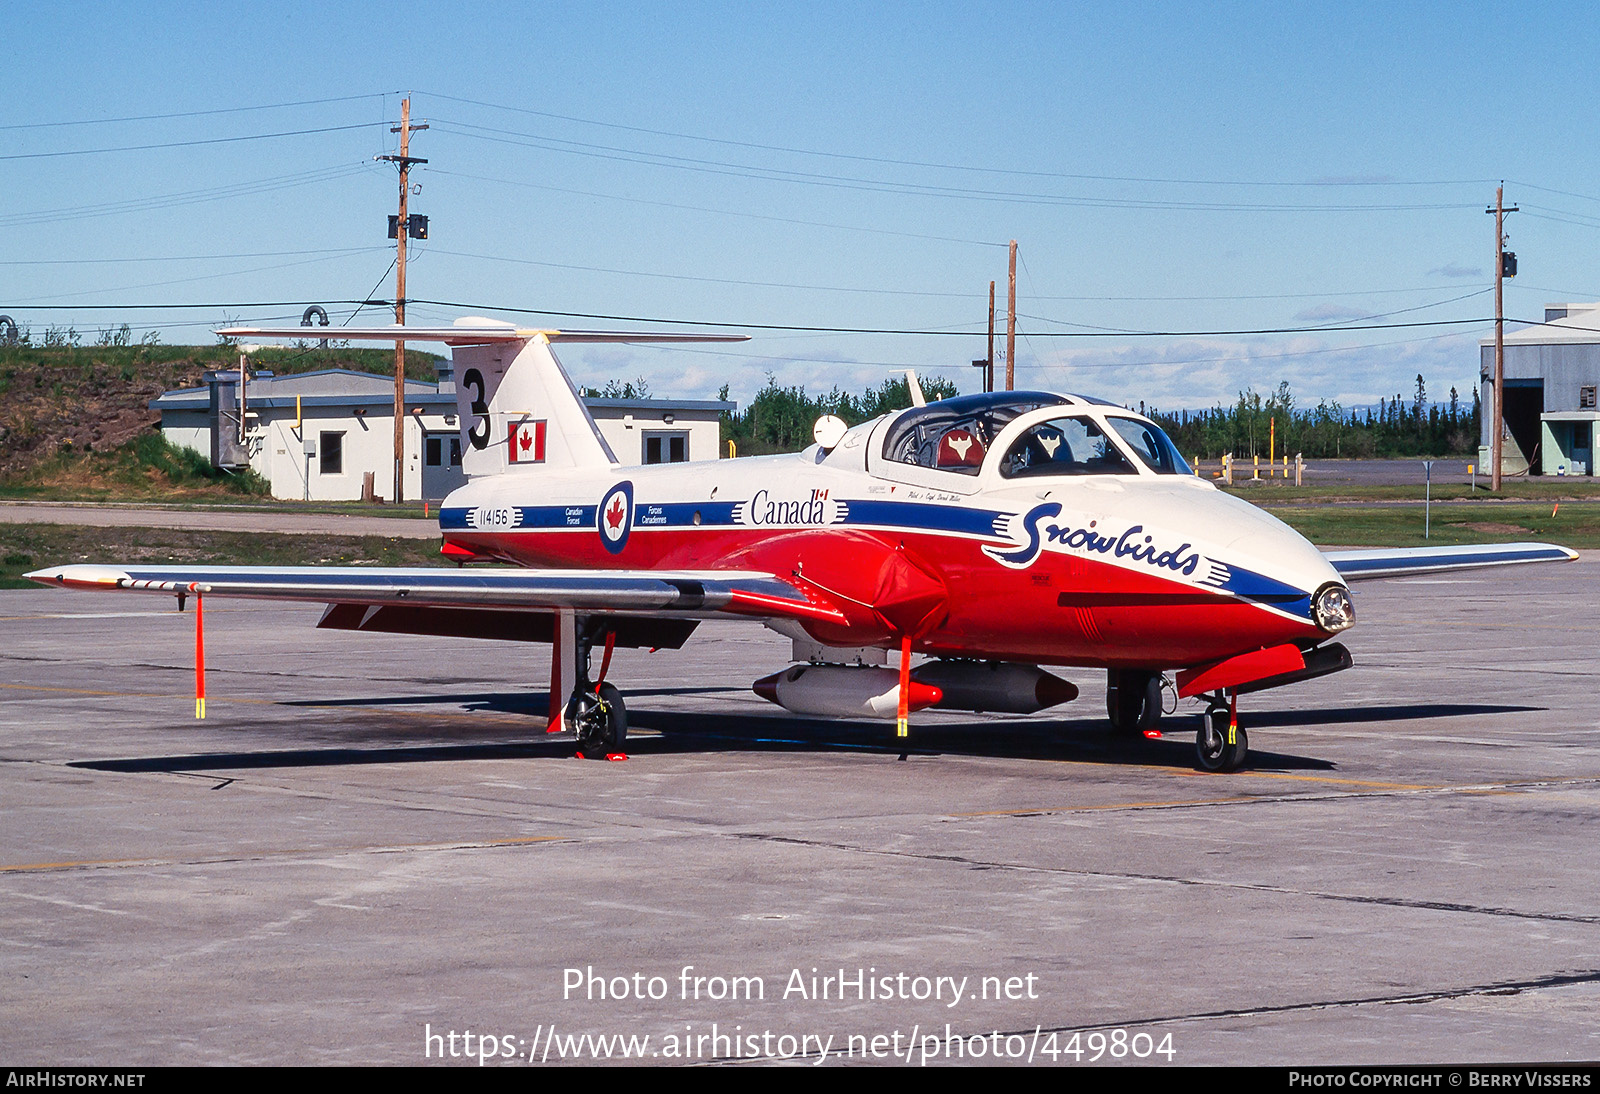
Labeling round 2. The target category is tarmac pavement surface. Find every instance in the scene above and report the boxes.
[1,556,1597,1066]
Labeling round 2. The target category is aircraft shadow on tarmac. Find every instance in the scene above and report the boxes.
[279,685,741,716]
[67,698,1540,777]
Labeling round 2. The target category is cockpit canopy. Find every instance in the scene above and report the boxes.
[880,391,1191,478]
[880,392,1071,476]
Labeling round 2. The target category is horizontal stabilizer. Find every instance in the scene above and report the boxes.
[1324,541,1578,580]
[217,322,749,345]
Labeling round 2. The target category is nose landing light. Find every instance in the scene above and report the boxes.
[1314,584,1355,633]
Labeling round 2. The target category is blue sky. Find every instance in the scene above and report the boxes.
[5,1,1598,412]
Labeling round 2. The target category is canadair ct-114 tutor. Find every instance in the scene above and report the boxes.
[28,319,1577,771]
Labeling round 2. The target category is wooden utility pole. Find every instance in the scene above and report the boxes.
[986,280,996,393]
[1006,240,1017,391]
[379,97,427,503]
[1487,185,1517,491]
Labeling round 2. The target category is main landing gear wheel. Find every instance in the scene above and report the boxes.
[1195,703,1247,772]
[566,682,626,759]
[1107,669,1162,735]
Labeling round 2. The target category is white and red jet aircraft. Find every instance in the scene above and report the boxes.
[28,319,1576,771]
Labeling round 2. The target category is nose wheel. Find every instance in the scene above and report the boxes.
[1195,693,1246,772]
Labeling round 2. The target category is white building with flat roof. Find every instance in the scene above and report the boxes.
[153,369,733,501]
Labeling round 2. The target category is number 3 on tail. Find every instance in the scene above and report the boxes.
[463,368,490,450]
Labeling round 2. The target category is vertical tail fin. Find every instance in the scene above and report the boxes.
[453,332,616,476]
[213,320,748,480]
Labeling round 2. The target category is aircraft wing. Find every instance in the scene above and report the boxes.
[1323,542,1578,580]
[24,564,846,626]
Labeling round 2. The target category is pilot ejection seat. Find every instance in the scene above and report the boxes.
[935,427,985,470]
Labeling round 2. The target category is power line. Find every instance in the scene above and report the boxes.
[0,164,372,227]
[0,94,390,132]
[10,253,385,305]
[3,300,376,310]
[1017,288,1492,335]
[430,244,1519,303]
[0,123,383,161]
[1505,179,1600,205]
[1521,208,1600,230]
[406,298,1508,337]
[0,296,1547,341]
[429,248,986,298]
[1016,328,1484,370]
[432,120,1480,213]
[429,168,1007,248]
[423,92,1489,191]
[0,248,378,266]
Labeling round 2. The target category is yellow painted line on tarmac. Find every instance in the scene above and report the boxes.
[0,834,570,875]
[1386,618,1600,632]
[954,771,1600,818]
[0,681,537,727]
[952,796,1255,817]
[0,682,174,700]
[1206,770,1437,791]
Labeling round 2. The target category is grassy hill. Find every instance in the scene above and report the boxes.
[0,342,441,497]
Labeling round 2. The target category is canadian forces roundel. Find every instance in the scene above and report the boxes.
[598,480,634,555]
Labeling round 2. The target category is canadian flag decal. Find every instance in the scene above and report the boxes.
[509,420,546,463]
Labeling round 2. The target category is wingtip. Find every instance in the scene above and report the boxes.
[22,564,127,589]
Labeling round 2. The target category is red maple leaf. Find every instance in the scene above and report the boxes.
[519,430,532,452]
[605,496,626,530]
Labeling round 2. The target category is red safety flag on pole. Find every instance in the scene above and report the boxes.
[194,588,206,720]
[896,635,912,738]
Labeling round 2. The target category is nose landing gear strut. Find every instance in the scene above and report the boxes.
[1195,689,1246,772]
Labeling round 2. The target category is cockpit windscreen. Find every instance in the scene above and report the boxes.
[1104,416,1192,475]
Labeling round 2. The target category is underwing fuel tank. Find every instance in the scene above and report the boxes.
[751,665,943,720]
[751,660,1078,719]
[911,660,1079,714]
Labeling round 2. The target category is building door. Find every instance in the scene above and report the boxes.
[1575,423,1593,476]
[1503,383,1544,474]
[422,432,466,498]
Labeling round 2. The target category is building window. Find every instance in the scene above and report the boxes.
[1582,386,1597,410]
[319,431,344,475]
[425,437,442,466]
[643,432,689,464]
